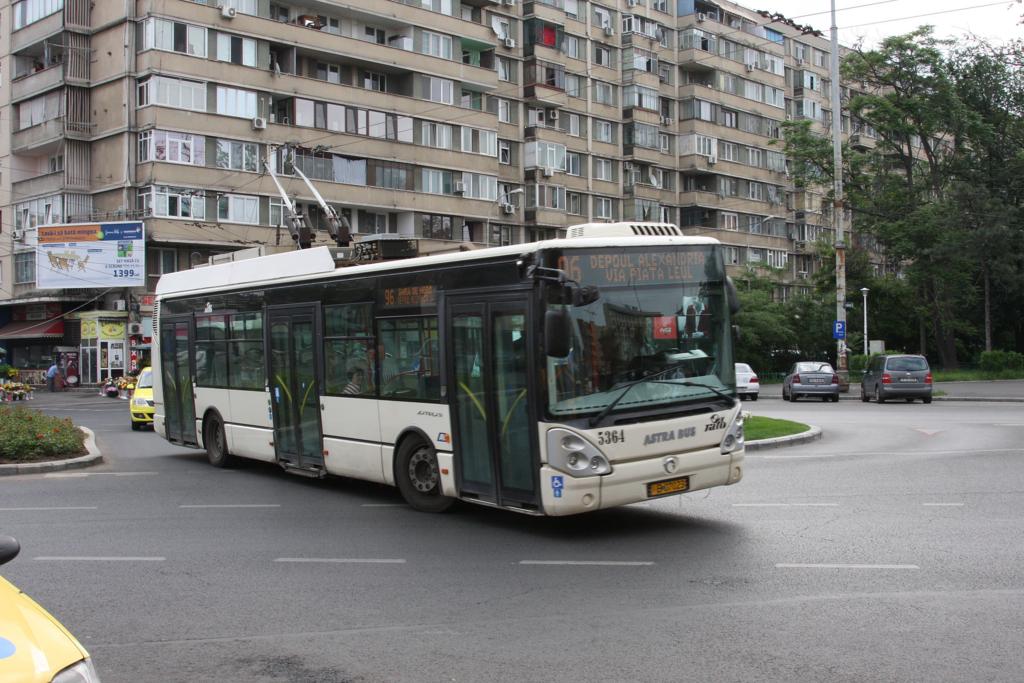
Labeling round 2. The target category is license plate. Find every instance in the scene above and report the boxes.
[809,378,826,384]
[899,378,917,383]
[647,476,690,498]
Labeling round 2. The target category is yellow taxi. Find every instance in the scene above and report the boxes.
[1,536,101,683]
[129,367,154,430]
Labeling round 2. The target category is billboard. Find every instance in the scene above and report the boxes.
[37,222,145,289]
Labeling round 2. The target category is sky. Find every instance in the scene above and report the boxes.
[755,0,1023,48]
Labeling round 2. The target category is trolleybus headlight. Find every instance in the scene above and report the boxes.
[720,410,745,455]
[546,428,613,478]
[132,397,148,407]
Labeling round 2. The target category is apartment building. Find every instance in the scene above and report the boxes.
[0,0,871,379]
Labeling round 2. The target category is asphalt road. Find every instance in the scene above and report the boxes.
[756,378,1024,400]
[3,392,1023,682]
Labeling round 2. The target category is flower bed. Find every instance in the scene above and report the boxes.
[0,406,87,463]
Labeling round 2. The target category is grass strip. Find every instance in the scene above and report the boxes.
[745,415,811,441]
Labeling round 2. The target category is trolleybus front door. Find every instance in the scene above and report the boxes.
[449,296,538,510]
[267,306,324,471]
[159,318,197,445]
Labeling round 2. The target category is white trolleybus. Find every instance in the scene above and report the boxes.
[153,222,745,516]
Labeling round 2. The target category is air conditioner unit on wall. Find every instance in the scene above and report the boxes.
[542,167,555,177]
[453,181,466,194]
[501,203,516,215]
[114,300,127,312]
[252,116,267,130]
[697,12,706,22]
[604,25,614,36]
[220,5,237,18]
[504,37,516,49]
[128,322,144,335]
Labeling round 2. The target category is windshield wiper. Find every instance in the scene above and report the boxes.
[588,362,692,428]
[652,380,736,407]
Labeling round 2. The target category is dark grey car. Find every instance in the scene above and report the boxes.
[783,361,840,402]
[861,354,933,403]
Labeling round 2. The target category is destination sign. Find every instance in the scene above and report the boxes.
[382,284,436,308]
[558,249,711,286]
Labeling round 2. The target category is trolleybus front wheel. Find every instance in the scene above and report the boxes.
[204,414,233,468]
[396,438,454,513]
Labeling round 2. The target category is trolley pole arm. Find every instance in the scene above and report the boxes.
[263,158,313,249]
[292,165,351,246]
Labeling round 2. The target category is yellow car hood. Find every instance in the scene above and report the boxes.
[0,576,87,683]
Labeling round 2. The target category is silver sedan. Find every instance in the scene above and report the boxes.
[783,361,840,402]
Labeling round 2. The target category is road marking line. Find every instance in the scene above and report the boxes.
[775,563,919,570]
[274,558,406,564]
[180,504,281,508]
[34,556,166,562]
[43,473,90,478]
[732,503,838,507]
[519,560,655,566]
[755,448,1023,459]
[922,503,964,507]
[0,506,98,511]
[361,503,406,507]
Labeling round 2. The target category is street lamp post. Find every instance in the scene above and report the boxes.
[860,287,869,355]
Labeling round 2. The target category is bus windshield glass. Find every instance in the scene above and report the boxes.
[545,245,734,418]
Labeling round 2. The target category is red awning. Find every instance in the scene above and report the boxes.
[0,319,65,340]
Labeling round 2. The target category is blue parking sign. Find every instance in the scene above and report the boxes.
[833,321,846,339]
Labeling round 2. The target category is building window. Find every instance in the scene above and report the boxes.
[498,140,512,165]
[215,86,258,118]
[143,18,207,58]
[13,0,64,31]
[594,45,611,67]
[142,186,206,220]
[594,120,614,143]
[421,122,453,149]
[497,57,513,82]
[497,98,513,123]
[567,192,582,215]
[216,33,257,67]
[721,212,739,231]
[138,131,206,165]
[427,77,454,104]
[147,248,178,288]
[14,252,35,285]
[215,139,259,172]
[363,70,387,92]
[138,77,206,112]
[419,30,453,59]
[565,152,582,176]
[593,81,615,105]
[217,194,260,225]
[595,196,613,219]
[594,157,613,181]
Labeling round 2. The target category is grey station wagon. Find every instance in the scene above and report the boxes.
[861,354,933,404]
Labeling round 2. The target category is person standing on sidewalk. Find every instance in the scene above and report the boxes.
[46,363,59,392]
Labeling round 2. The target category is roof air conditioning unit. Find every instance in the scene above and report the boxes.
[114,299,127,312]
[220,5,237,18]
[542,167,555,177]
[604,25,614,36]
[453,181,466,194]
[504,37,516,49]
[501,203,516,215]
[128,322,144,336]
[697,12,706,22]
[252,116,267,130]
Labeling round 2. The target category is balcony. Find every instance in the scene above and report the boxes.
[10,64,65,103]
[11,10,64,54]
[12,172,65,202]
[11,118,93,152]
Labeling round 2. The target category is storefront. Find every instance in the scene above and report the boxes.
[0,303,70,384]
[74,313,128,383]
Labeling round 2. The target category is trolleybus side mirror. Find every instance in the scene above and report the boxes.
[725,276,741,315]
[545,309,573,359]
[0,536,20,566]
[572,285,600,307]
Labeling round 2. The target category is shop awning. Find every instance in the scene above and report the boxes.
[0,319,65,340]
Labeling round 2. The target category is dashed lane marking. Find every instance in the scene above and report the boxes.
[922,502,965,507]
[732,503,839,507]
[34,556,166,562]
[776,563,919,570]
[180,504,281,509]
[0,506,98,511]
[274,558,406,564]
[519,560,655,566]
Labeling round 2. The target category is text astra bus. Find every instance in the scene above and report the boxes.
[153,222,745,516]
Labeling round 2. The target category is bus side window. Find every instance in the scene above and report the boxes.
[378,316,440,401]
[323,303,374,397]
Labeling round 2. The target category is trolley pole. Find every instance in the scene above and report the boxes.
[829,0,848,379]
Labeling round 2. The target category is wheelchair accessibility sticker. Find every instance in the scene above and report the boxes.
[551,475,564,498]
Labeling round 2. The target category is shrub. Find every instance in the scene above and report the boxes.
[0,406,87,463]
[979,350,1024,373]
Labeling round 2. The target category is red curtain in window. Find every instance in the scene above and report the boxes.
[542,25,556,47]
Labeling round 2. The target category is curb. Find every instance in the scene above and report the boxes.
[0,427,103,476]
[745,425,823,451]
